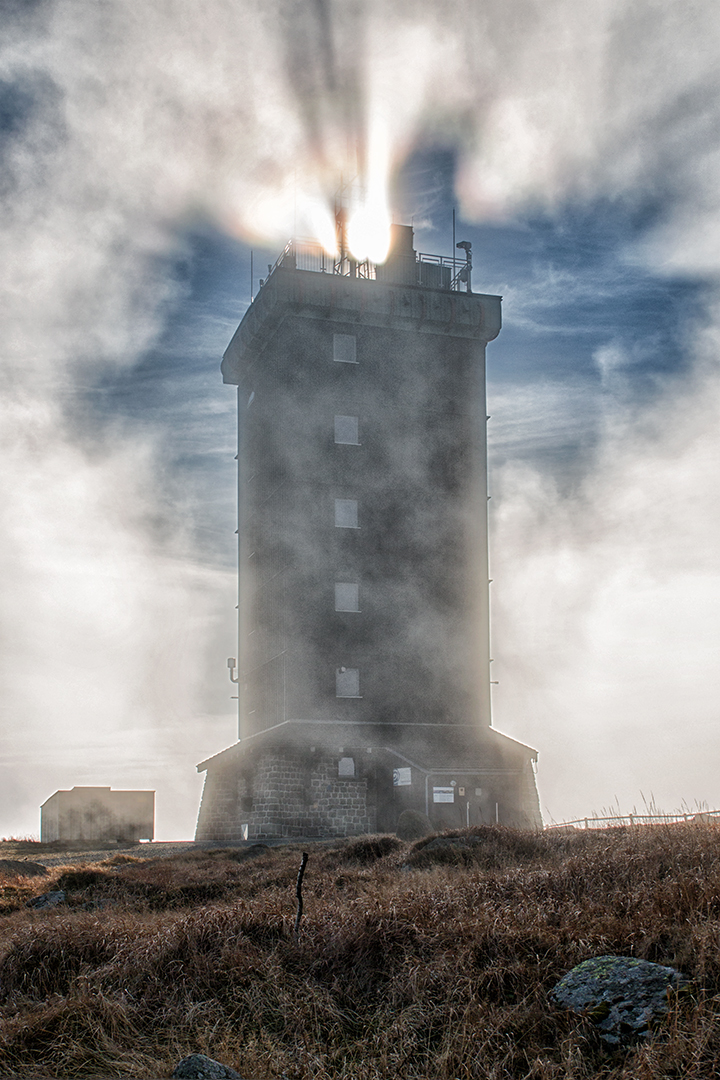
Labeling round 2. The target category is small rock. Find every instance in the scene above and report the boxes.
[551,954,689,1046]
[172,1053,243,1079]
[25,890,66,910]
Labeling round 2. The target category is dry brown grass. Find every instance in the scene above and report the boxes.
[1,824,720,1077]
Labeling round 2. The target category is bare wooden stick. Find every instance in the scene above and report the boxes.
[293,851,309,940]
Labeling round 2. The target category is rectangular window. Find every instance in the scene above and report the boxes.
[336,667,360,698]
[335,582,359,611]
[334,499,358,528]
[333,333,357,363]
[334,415,359,444]
[338,756,355,777]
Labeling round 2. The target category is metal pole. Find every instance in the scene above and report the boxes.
[250,250,254,302]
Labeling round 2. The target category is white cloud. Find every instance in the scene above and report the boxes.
[491,312,720,819]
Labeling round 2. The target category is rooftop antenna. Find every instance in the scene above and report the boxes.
[334,174,359,278]
[250,250,254,303]
[456,239,472,293]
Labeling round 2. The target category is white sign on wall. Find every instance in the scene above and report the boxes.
[393,767,411,786]
[433,787,455,803]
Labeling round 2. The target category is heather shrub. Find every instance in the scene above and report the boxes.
[395,809,433,839]
[405,823,549,869]
[56,868,109,891]
[334,834,402,864]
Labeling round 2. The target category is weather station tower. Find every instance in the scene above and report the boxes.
[195,205,541,840]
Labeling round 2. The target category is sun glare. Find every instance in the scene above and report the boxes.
[346,119,393,264]
[298,193,337,256]
[227,125,394,264]
[346,195,392,264]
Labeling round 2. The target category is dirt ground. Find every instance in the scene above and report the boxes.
[0,839,232,868]
[0,836,339,868]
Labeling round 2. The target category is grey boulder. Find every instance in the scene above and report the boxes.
[551,954,689,1046]
[172,1053,243,1078]
[25,890,66,909]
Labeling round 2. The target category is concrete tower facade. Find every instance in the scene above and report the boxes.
[195,226,541,840]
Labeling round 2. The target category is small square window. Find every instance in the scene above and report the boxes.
[336,667,360,697]
[333,334,357,363]
[334,415,359,444]
[335,583,359,611]
[334,499,358,528]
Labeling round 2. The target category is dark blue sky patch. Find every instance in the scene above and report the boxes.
[71,226,245,569]
[0,71,65,199]
[0,79,36,138]
[387,151,710,487]
[397,149,704,406]
[474,203,706,480]
[0,0,51,35]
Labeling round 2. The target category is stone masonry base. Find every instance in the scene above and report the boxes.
[195,748,373,842]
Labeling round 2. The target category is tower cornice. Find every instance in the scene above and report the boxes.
[222,266,501,385]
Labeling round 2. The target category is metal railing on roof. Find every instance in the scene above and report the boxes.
[268,239,376,279]
[263,239,470,290]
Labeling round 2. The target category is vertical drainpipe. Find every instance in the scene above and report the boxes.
[236,384,243,740]
[468,337,493,729]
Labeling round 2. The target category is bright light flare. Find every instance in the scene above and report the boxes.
[226,176,337,256]
[346,194,392,264]
[302,195,338,256]
[346,120,393,264]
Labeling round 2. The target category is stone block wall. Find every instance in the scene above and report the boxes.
[195,748,374,841]
[195,767,244,843]
[518,761,543,829]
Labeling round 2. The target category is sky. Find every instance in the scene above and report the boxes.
[1,0,720,837]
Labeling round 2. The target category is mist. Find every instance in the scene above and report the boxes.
[2,0,720,835]
[489,301,720,820]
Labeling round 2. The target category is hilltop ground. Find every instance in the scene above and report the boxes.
[1,824,720,1078]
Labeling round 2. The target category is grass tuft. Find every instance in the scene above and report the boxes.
[334,834,403,865]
